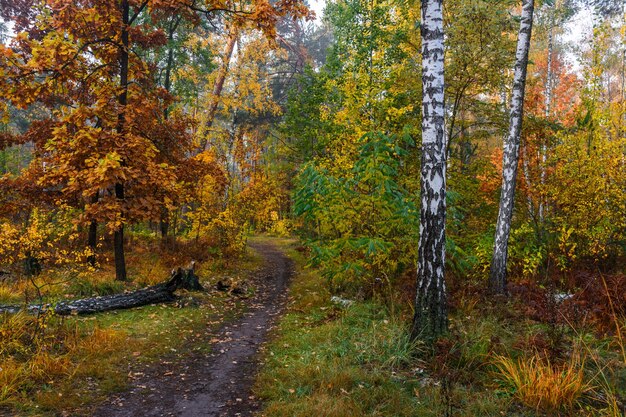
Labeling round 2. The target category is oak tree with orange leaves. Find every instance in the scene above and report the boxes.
[0,0,311,280]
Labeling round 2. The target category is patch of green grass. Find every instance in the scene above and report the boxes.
[67,278,126,297]
[255,240,430,416]
[255,240,600,417]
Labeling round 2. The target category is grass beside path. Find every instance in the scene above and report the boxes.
[254,239,431,416]
[253,239,626,417]
[0,241,264,416]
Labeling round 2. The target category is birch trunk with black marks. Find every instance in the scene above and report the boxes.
[489,0,534,294]
[510,74,535,219]
[411,0,447,342]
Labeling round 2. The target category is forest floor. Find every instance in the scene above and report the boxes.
[0,237,293,416]
[90,240,293,417]
[1,237,624,416]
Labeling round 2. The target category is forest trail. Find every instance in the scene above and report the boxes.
[92,240,292,417]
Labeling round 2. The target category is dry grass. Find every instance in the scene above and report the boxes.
[0,314,121,407]
[0,358,24,404]
[600,274,626,365]
[72,327,127,356]
[0,301,220,413]
[0,312,32,356]
[0,280,32,304]
[493,350,590,413]
[0,284,19,303]
[28,351,72,382]
[0,234,261,415]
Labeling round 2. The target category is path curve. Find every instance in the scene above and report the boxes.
[93,241,292,417]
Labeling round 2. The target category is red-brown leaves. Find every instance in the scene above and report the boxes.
[0,0,197,231]
[564,271,626,335]
[509,272,626,336]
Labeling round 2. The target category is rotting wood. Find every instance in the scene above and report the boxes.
[0,262,203,316]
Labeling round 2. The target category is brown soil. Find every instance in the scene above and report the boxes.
[91,241,292,417]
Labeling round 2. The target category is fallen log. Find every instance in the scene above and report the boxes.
[0,262,203,316]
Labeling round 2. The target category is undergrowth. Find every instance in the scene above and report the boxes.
[0,234,264,415]
[256,239,626,417]
[492,350,589,413]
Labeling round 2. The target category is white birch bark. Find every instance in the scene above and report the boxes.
[489,0,534,294]
[411,0,448,341]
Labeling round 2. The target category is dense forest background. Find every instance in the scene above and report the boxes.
[0,0,625,415]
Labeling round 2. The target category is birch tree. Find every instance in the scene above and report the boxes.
[411,0,447,341]
[538,0,576,223]
[489,0,535,294]
[538,10,553,224]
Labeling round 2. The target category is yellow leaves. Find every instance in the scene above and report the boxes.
[385,105,414,121]
[545,130,626,265]
[78,152,126,193]
[0,208,93,271]
[194,150,218,165]
[555,226,577,271]
[26,30,77,76]
[319,104,332,122]
[95,152,123,179]
[0,223,21,265]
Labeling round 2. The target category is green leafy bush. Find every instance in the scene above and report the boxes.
[293,132,417,294]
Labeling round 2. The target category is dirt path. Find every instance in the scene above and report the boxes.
[92,241,292,417]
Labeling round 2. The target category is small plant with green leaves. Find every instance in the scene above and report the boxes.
[293,132,418,294]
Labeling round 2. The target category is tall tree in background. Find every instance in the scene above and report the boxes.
[534,0,576,225]
[489,0,535,294]
[538,1,554,224]
[114,0,130,281]
[411,0,448,341]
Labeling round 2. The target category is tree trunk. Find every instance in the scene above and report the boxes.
[521,139,536,220]
[162,16,180,119]
[160,209,170,240]
[622,3,625,137]
[0,264,202,316]
[113,189,127,282]
[539,24,553,223]
[411,0,448,342]
[158,16,182,242]
[87,193,99,266]
[201,26,238,151]
[87,221,98,265]
[114,0,129,281]
[489,0,535,295]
